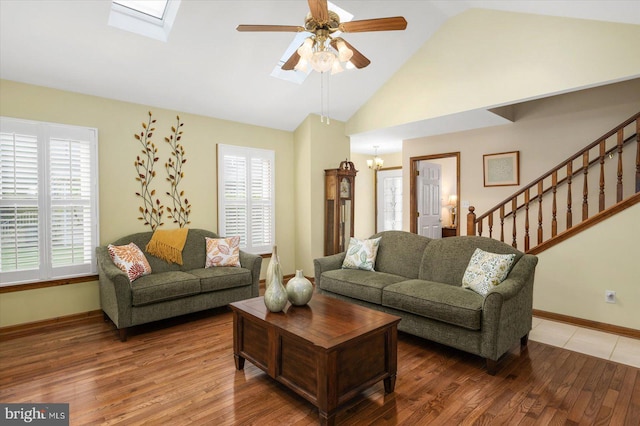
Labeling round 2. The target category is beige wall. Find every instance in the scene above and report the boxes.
[401,79,640,328]
[294,115,350,276]
[0,79,296,327]
[347,9,640,136]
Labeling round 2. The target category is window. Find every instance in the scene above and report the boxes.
[0,117,99,286]
[217,144,274,255]
[109,0,181,42]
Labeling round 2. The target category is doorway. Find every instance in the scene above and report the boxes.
[410,152,460,237]
[375,167,403,232]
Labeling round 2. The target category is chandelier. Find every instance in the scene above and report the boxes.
[294,31,354,75]
[367,146,384,170]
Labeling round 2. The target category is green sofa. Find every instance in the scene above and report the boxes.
[96,229,261,341]
[314,231,538,374]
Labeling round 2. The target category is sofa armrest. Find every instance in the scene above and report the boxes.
[481,253,538,360]
[313,252,346,285]
[96,246,133,329]
[240,250,262,298]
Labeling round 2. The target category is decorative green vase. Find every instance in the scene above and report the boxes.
[265,245,283,290]
[264,270,287,312]
[286,270,313,306]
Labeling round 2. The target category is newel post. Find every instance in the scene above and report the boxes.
[467,206,476,236]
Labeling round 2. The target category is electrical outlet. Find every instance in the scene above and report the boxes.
[605,290,616,304]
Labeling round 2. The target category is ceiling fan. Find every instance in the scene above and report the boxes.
[236,0,407,74]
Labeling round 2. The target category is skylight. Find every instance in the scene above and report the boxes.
[271,1,353,84]
[109,0,181,42]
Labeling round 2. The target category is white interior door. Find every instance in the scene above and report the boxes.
[376,169,403,232]
[417,161,442,238]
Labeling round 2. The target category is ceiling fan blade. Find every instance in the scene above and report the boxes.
[340,17,407,33]
[236,24,305,32]
[331,39,371,69]
[282,50,301,71]
[308,0,329,23]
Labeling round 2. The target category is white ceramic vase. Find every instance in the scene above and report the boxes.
[286,270,314,306]
[264,272,288,312]
[265,245,283,290]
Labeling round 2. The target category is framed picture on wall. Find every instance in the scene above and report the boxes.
[483,151,520,187]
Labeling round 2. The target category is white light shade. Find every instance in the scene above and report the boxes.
[330,60,343,75]
[297,38,314,61]
[367,159,373,168]
[336,40,353,62]
[294,57,308,72]
[310,51,335,73]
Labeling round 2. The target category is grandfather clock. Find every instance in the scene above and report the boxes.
[324,159,357,255]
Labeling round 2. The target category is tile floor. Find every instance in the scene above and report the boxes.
[530,317,640,368]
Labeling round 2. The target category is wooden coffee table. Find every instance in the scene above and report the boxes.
[230,293,400,425]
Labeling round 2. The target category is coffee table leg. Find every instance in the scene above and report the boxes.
[234,354,245,370]
[319,410,335,426]
[384,374,396,393]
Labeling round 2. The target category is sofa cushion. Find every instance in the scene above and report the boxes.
[108,242,152,282]
[188,267,252,292]
[462,248,516,296]
[382,280,484,330]
[319,269,406,304]
[419,236,523,286]
[370,231,431,279]
[131,271,201,306]
[342,237,381,271]
[205,236,241,267]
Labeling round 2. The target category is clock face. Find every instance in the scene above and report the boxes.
[340,178,350,198]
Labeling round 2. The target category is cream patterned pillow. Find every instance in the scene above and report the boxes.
[205,236,241,267]
[108,243,152,282]
[341,237,382,271]
[462,248,516,296]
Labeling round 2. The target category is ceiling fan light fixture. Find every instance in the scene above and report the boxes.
[336,39,353,62]
[310,50,335,73]
[330,60,343,75]
[294,57,308,72]
[297,37,314,61]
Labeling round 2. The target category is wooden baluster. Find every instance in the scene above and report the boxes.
[617,129,624,202]
[488,212,494,239]
[467,206,476,236]
[537,181,543,245]
[552,171,558,238]
[511,197,517,249]
[582,151,589,221]
[566,161,573,229]
[499,205,505,243]
[524,189,530,252]
[599,140,605,212]
[636,118,640,193]
[478,219,483,237]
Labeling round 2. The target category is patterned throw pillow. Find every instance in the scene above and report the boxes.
[108,242,152,282]
[462,248,516,296]
[205,236,241,267]
[341,237,382,271]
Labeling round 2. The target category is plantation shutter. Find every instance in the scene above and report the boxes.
[0,117,98,286]
[218,144,274,254]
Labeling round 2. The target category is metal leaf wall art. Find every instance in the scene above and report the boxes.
[132,111,191,231]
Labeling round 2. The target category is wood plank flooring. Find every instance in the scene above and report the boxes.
[1,307,639,425]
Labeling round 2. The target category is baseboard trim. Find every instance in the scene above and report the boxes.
[533,309,640,339]
[0,309,103,341]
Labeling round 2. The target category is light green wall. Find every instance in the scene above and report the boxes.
[402,79,640,328]
[0,79,297,327]
[347,9,640,136]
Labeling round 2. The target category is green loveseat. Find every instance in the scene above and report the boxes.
[96,229,261,341]
[314,231,538,374]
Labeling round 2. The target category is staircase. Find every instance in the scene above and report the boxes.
[467,112,639,254]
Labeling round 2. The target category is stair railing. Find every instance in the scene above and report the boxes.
[467,112,639,253]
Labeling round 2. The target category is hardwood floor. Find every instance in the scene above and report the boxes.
[1,307,639,425]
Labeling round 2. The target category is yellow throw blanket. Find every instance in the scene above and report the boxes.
[146,228,189,265]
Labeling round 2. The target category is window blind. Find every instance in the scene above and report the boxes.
[218,144,274,254]
[0,117,99,286]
